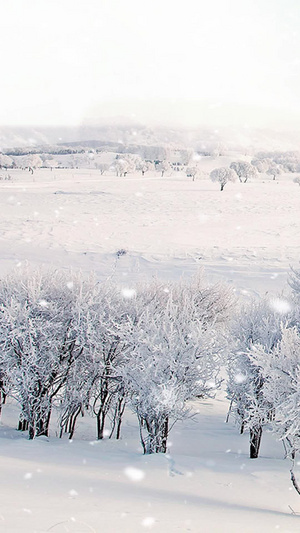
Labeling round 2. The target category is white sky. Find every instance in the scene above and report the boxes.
[1,0,300,129]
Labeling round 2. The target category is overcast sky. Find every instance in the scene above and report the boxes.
[1,0,300,129]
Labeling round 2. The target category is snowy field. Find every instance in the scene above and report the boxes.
[1,167,300,532]
[0,166,299,294]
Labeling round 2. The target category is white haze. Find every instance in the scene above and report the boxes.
[1,0,300,130]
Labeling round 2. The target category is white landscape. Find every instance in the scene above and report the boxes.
[2,0,300,531]
[1,164,300,533]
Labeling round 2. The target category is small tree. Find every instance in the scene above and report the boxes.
[115,159,130,177]
[98,163,109,175]
[230,161,257,183]
[293,176,300,187]
[0,154,13,169]
[186,166,199,181]
[250,326,300,494]
[124,274,234,454]
[160,160,170,177]
[266,163,282,180]
[210,167,236,191]
[227,298,286,458]
[0,268,81,439]
[251,158,272,173]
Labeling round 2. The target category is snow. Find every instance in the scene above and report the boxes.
[1,166,300,531]
[1,397,300,532]
[269,297,292,315]
[0,167,298,296]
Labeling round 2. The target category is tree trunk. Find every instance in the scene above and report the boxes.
[36,408,52,437]
[250,426,262,458]
[220,183,224,191]
[69,407,81,440]
[96,410,106,440]
[109,395,126,440]
[160,416,169,453]
[143,416,169,454]
[28,424,35,440]
[18,417,29,431]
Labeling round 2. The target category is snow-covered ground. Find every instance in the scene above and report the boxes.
[1,167,300,532]
[0,167,299,295]
[1,396,300,533]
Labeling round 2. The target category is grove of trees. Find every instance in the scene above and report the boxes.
[1,264,300,492]
[0,267,233,454]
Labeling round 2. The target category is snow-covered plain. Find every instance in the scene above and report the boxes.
[1,166,300,532]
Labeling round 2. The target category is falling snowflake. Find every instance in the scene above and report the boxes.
[68,489,78,497]
[141,517,156,528]
[234,373,247,384]
[269,298,291,315]
[23,473,32,480]
[66,281,74,289]
[206,380,217,389]
[39,299,48,308]
[124,466,145,482]
[192,154,202,162]
[121,288,136,299]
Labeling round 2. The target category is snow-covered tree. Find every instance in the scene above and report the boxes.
[0,268,80,439]
[293,176,300,187]
[64,280,134,441]
[124,274,234,454]
[230,161,257,183]
[115,158,130,177]
[160,160,170,177]
[251,158,272,173]
[289,265,300,302]
[266,163,283,180]
[210,167,236,191]
[0,154,13,169]
[138,161,155,176]
[249,326,300,493]
[25,154,43,171]
[186,167,199,181]
[227,297,288,458]
[97,163,110,175]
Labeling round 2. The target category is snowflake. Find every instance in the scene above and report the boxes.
[234,373,247,384]
[141,517,156,528]
[121,288,136,299]
[68,489,78,497]
[192,154,202,162]
[269,298,291,315]
[124,466,145,482]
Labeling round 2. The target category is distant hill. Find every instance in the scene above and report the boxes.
[1,122,300,154]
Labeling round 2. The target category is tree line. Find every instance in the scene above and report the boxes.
[1,265,300,491]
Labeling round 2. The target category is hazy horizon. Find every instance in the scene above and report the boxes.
[1,0,300,131]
